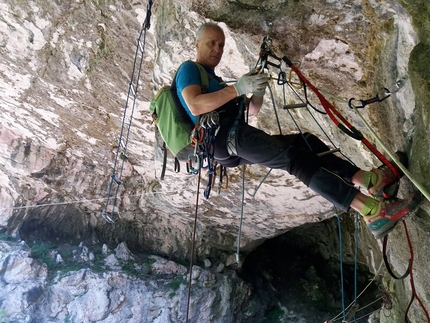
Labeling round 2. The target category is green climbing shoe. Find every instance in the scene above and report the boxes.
[364,165,400,200]
[364,152,407,200]
[363,193,422,239]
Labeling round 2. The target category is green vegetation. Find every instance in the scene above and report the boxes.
[400,0,430,40]
[26,239,164,282]
[264,305,285,323]
[167,275,186,298]
[28,241,107,278]
[91,0,108,8]
[0,233,13,242]
[30,242,58,270]
[119,260,144,279]
[0,309,6,323]
[119,256,157,280]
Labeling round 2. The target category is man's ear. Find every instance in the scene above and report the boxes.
[195,40,199,50]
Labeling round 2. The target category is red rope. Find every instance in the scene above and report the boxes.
[289,64,401,180]
[402,221,430,322]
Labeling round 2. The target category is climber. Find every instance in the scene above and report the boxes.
[175,22,421,239]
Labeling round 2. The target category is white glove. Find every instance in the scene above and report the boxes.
[253,83,268,97]
[233,71,269,96]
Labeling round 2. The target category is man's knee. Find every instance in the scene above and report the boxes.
[292,132,330,154]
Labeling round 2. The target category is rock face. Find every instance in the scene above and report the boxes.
[0,240,250,322]
[0,0,430,322]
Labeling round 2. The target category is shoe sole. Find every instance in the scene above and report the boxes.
[373,192,422,239]
[373,220,399,240]
[371,151,407,200]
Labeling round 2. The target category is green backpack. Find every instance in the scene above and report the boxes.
[150,61,209,178]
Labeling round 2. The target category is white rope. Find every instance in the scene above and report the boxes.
[0,191,179,213]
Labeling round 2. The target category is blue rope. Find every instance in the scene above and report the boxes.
[334,207,346,322]
[236,165,246,264]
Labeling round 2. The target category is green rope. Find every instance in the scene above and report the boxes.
[320,89,430,203]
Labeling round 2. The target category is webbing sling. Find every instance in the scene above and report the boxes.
[281,56,401,181]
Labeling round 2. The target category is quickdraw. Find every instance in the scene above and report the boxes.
[186,111,221,199]
[190,126,205,147]
[348,76,407,109]
[218,165,229,192]
[211,163,229,193]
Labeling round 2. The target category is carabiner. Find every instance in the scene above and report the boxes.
[187,153,201,174]
[217,166,228,193]
[213,123,220,137]
[201,155,209,169]
[288,68,303,89]
[204,172,213,199]
[191,126,205,146]
[209,111,219,127]
[200,114,209,128]
[221,168,228,190]
[277,71,287,85]
[349,88,391,109]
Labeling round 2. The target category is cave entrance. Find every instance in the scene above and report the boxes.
[239,215,382,322]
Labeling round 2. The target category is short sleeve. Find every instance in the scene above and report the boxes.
[175,61,201,124]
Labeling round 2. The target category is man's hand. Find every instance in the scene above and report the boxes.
[233,71,269,96]
[253,83,268,97]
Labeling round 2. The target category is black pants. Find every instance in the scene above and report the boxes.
[214,120,360,211]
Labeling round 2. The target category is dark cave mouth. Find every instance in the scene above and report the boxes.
[239,215,382,322]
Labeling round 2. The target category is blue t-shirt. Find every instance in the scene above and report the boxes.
[176,61,224,124]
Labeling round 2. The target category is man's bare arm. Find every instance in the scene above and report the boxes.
[182,84,238,116]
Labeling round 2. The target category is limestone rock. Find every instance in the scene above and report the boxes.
[0,240,250,322]
[149,255,187,275]
[216,263,225,273]
[114,242,134,261]
[204,258,212,268]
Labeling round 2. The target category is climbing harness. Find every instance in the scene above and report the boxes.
[101,0,153,225]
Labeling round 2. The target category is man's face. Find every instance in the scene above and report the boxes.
[196,26,225,69]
